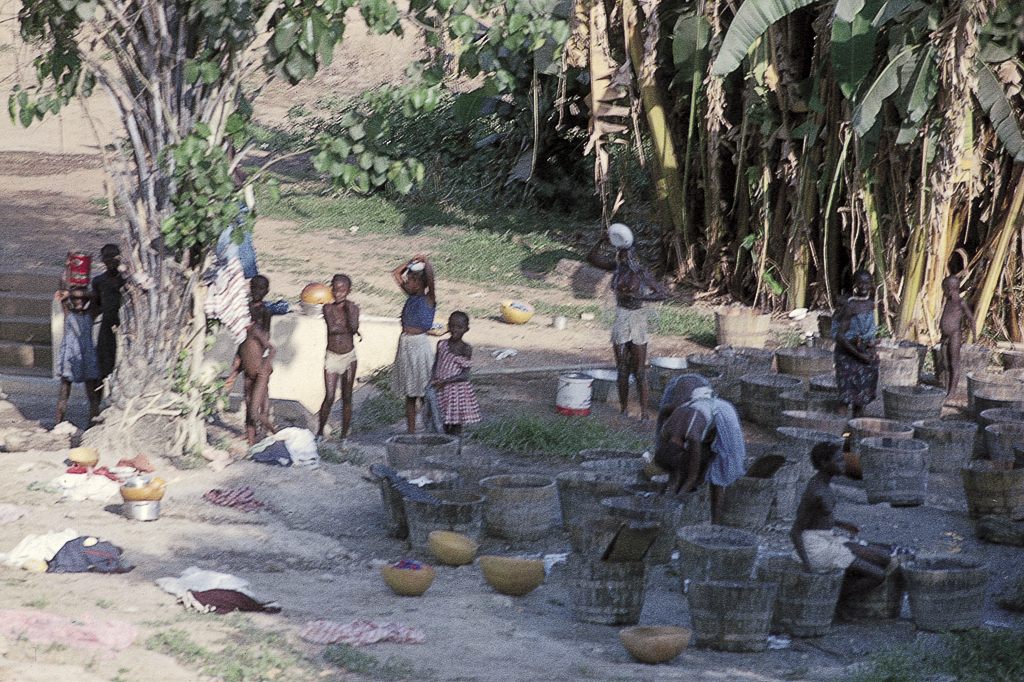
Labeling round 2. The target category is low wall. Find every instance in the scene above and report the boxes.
[206,312,400,415]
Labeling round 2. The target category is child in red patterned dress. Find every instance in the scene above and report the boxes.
[430,311,481,436]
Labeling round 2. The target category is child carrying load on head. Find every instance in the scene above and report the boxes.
[54,285,102,426]
[430,311,481,436]
[391,255,436,434]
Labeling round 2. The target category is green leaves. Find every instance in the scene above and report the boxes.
[162,130,249,253]
[832,0,885,100]
[976,59,1024,162]
[711,0,818,76]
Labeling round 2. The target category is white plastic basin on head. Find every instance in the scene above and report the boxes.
[608,223,634,249]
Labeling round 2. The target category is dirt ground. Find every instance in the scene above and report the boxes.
[1,13,1023,682]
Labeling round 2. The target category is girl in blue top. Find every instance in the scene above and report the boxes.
[832,269,879,418]
[391,255,436,433]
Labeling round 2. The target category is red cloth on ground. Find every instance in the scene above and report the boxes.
[188,589,280,614]
[65,465,121,481]
[203,486,266,512]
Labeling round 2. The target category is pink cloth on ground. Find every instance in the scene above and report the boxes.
[299,618,426,646]
[0,610,137,657]
[0,504,31,524]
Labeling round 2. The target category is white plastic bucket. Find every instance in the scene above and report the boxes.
[557,372,593,416]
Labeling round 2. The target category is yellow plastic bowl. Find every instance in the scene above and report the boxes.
[429,530,478,566]
[500,300,535,325]
[381,563,436,596]
[120,477,166,501]
[68,447,99,467]
[479,555,545,596]
[619,626,691,664]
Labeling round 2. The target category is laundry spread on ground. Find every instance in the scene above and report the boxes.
[0,610,137,656]
[64,465,121,481]
[156,566,258,599]
[181,589,282,614]
[0,503,32,524]
[157,567,280,614]
[248,428,320,469]
[203,486,266,512]
[0,528,80,568]
[47,536,132,573]
[47,472,120,502]
[299,619,426,646]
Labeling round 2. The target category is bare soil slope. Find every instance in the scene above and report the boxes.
[0,13,1021,682]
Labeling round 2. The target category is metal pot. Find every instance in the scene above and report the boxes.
[124,500,160,521]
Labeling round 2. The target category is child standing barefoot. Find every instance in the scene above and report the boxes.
[392,255,436,433]
[939,275,977,397]
[430,311,481,436]
[55,286,102,426]
[317,274,360,442]
[238,321,276,445]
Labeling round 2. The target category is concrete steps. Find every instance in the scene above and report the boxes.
[0,268,61,375]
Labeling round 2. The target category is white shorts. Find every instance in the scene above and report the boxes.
[610,307,648,345]
[325,348,356,375]
[799,529,856,573]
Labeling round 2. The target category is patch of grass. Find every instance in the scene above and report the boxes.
[147,623,314,682]
[650,304,716,344]
[775,328,806,348]
[322,643,420,680]
[257,181,447,236]
[354,279,403,303]
[146,630,208,666]
[438,230,576,289]
[531,301,604,319]
[472,414,647,459]
[352,366,405,434]
[842,629,1024,682]
[247,122,307,154]
[22,597,48,608]
[96,598,114,609]
[169,449,208,470]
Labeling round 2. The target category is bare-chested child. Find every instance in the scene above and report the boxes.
[223,276,273,420]
[317,274,360,443]
[791,442,911,612]
[586,226,667,422]
[939,275,976,397]
[238,320,276,445]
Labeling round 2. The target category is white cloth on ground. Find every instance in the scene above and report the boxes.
[0,528,80,567]
[685,392,746,487]
[270,427,320,469]
[156,566,257,599]
[48,473,121,502]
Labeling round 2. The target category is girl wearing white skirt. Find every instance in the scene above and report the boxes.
[391,255,436,433]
